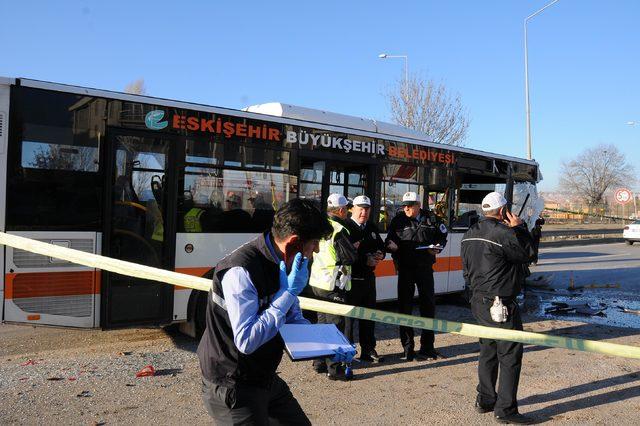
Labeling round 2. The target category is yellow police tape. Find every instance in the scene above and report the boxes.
[1,231,639,360]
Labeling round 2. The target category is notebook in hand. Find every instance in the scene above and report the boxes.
[415,244,444,251]
[279,323,354,361]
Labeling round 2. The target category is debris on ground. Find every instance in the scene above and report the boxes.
[544,301,606,317]
[135,365,155,378]
[76,390,93,398]
[117,351,133,356]
[570,283,620,291]
[617,306,640,315]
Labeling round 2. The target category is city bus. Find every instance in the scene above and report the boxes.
[0,77,541,335]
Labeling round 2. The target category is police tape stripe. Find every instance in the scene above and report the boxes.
[0,232,211,292]
[298,297,640,359]
[1,232,639,360]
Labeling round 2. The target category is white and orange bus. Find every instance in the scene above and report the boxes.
[0,78,540,335]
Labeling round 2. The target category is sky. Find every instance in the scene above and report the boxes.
[3,0,639,192]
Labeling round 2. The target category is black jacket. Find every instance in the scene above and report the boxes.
[385,209,448,269]
[344,218,386,278]
[196,234,284,388]
[330,216,358,266]
[461,217,535,298]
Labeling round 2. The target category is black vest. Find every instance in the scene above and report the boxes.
[196,234,284,388]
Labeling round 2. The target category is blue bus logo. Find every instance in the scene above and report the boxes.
[145,110,168,130]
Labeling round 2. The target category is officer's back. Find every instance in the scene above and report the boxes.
[461,210,533,298]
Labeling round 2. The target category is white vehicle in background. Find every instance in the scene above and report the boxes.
[623,220,640,245]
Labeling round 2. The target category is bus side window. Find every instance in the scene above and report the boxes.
[181,168,297,233]
[452,180,507,229]
[378,163,425,231]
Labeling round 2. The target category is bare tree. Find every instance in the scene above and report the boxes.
[559,144,635,212]
[30,144,97,171]
[124,79,147,95]
[385,73,470,146]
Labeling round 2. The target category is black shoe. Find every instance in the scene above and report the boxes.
[358,353,374,362]
[327,365,353,381]
[327,372,353,381]
[474,402,494,414]
[313,363,328,374]
[359,350,385,363]
[416,350,439,361]
[495,413,534,424]
[400,350,415,361]
[368,350,384,363]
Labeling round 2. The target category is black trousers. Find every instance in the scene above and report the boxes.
[311,287,346,375]
[201,375,310,425]
[470,294,524,417]
[345,274,377,354]
[397,265,435,353]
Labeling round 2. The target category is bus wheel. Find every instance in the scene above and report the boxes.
[195,292,208,338]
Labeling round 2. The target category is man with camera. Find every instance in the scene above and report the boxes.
[461,192,535,425]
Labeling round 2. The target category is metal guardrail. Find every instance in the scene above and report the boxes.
[543,229,622,237]
[544,207,634,222]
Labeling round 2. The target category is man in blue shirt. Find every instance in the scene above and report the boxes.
[197,198,355,425]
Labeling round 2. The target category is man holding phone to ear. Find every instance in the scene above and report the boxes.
[461,192,535,424]
[197,198,354,424]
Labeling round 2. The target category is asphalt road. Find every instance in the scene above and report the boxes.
[528,242,640,328]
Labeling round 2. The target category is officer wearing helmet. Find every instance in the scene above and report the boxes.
[385,191,448,361]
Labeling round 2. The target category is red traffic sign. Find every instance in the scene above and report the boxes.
[614,188,633,205]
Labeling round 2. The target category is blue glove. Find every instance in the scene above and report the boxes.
[278,253,309,297]
[331,346,356,363]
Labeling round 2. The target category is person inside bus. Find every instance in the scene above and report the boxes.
[385,191,448,361]
[248,190,275,232]
[197,198,353,424]
[219,191,252,232]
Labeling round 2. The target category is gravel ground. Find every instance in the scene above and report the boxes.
[1,302,640,425]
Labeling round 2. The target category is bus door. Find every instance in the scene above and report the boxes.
[102,130,177,327]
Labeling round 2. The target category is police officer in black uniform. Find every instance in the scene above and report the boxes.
[385,191,448,361]
[461,192,535,425]
[344,195,386,362]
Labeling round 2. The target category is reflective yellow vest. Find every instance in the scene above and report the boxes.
[309,217,351,292]
[184,208,205,233]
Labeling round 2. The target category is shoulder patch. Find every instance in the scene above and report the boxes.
[439,223,448,234]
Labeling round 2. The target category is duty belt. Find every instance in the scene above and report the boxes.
[481,296,517,304]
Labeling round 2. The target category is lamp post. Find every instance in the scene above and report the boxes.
[524,0,560,160]
[625,123,639,217]
[379,53,409,95]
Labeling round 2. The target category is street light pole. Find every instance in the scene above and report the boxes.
[379,53,409,95]
[524,0,560,160]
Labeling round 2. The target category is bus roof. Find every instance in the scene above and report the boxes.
[4,77,539,169]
